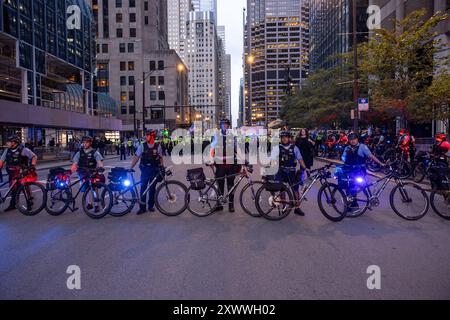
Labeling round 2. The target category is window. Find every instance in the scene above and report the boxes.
[158,76,164,86]
[120,61,126,71]
[116,28,123,38]
[158,91,165,100]
[116,0,122,8]
[158,60,164,70]
[130,13,136,23]
[120,76,127,86]
[130,28,136,38]
[129,76,135,85]
[129,91,135,101]
[119,43,126,53]
[116,13,123,23]
[150,61,156,70]
[129,0,136,7]
[121,105,127,114]
[129,105,135,114]
[101,44,108,53]
[120,91,127,102]
[145,16,149,25]
[149,76,156,85]
[150,91,157,100]
[144,1,148,10]
[128,61,135,70]
[128,43,134,53]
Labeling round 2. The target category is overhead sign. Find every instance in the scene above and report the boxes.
[358,98,369,112]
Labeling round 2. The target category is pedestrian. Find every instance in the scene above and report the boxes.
[295,129,315,182]
[129,130,164,214]
[120,140,127,161]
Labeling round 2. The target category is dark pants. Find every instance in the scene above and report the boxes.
[120,151,126,161]
[140,166,159,210]
[215,164,239,205]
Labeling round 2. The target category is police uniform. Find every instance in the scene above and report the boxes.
[136,142,162,210]
[0,145,36,208]
[276,143,303,191]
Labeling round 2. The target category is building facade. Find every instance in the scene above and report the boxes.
[309,0,369,72]
[369,0,450,136]
[244,0,309,126]
[167,0,193,64]
[186,11,219,129]
[92,0,189,134]
[0,0,121,147]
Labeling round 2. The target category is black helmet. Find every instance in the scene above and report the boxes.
[220,118,231,126]
[280,131,293,138]
[82,136,93,142]
[348,133,359,141]
[146,129,157,136]
[7,135,20,144]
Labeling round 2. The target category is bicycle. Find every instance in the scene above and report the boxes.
[185,163,263,217]
[337,165,429,221]
[255,164,347,222]
[0,166,46,216]
[428,167,450,220]
[382,147,413,179]
[410,152,448,184]
[45,167,112,219]
[105,166,187,217]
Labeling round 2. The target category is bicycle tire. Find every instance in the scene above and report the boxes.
[156,180,188,216]
[317,183,347,222]
[186,181,220,217]
[239,181,263,217]
[82,183,112,219]
[15,182,47,216]
[108,187,137,217]
[45,188,71,216]
[344,188,370,218]
[389,182,429,221]
[430,190,450,220]
[255,184,294,221]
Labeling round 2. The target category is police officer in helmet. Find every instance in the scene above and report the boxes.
[0,135,38,212]
[71,136,104,175]
[130,129,164,215]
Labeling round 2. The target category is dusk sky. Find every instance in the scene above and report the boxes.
[217,0,246,126]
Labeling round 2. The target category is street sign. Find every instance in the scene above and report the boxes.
[358,98,369,111]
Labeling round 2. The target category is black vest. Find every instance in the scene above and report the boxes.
[78,149,97,170]
[140,143,160,167]
[344,144,366,165]
[280,144,296,168]
[6,146,28,168]
[433,143,448,157]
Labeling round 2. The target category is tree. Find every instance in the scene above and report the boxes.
[358,9,450,125]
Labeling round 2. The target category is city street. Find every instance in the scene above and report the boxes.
[0,156,449,299]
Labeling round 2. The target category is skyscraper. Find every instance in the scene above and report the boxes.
[309,0,369,72]
[167,0,194,63]
[186,11,219,129]
[244,0,309,126]
[92,0,189,134]
[217,26,232,121]
[192,0,217,15]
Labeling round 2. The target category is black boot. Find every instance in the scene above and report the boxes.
[229,203,235,213]
[294,208,305,216]
[4,203,16,212]
[137,206,147,215]
[214,205,224,212]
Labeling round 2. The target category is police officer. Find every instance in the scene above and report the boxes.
[71,136,104,175]
[130,129,164,215]
[0,135,38,212]
[274,131,309,216]
[210,119,241,213]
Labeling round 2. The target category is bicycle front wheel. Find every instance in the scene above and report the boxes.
[411,163,426,183]
[317,183,347,222]
[46,188,71,216]
[82,183,112,219]
[255,185,294,221]
[186,182,220,217]
[108,187,137,217]
[15,182,47,216]
[390,182,429,221]
[239,181,263,217]
[156,181,187,216]
[430,190,450,220]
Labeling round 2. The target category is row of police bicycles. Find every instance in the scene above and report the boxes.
[1,155,448,221]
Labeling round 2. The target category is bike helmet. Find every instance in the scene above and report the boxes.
[435,133,447,142]
[145,129,157,136]
[82,136,93,142]
[399,129,406,135]
[7,135,21,144]
[220,118,231,126]
[280,131,293,138]
[348,133,359,141]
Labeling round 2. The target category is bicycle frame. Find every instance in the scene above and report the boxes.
[120,170,165,206]
[0,172,31,203]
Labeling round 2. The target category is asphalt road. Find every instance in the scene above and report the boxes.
[0,156,449,299]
